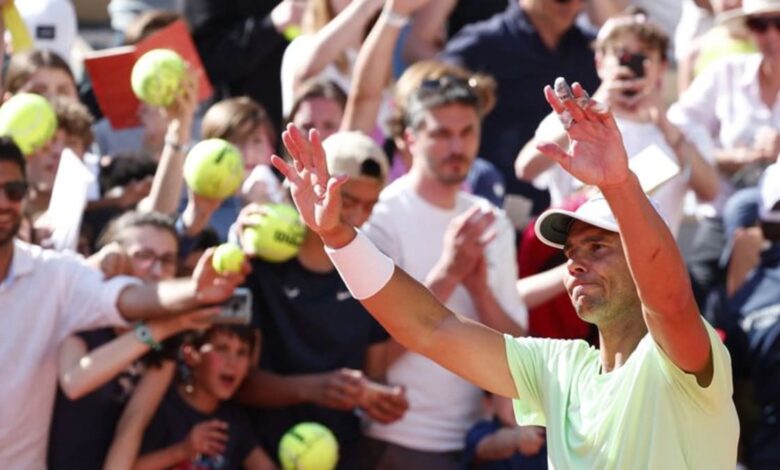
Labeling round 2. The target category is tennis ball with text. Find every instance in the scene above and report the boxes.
[243,204,306,263]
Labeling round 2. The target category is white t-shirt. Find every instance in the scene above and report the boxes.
[362,176,527,452]
[533,115,700,236]
[0,240,137,469]
[280,35,356,118]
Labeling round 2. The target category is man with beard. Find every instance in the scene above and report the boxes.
[272,78,739,469]
[357,73,528,468]
[0,137,246,468]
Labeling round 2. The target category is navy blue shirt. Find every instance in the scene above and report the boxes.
[442,1,599,213]
[141,386,257,469]
[726,243,780,468]
[244,257,389,470]
[462,419,547,470]
[728,244,780,405]
[48,329,143,470]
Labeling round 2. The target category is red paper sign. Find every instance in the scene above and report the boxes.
[85,20,213,129]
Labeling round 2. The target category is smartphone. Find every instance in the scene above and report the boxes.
[216,287,252,325]
[619,51,646,78]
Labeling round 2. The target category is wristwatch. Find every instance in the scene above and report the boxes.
[134,322,162,351]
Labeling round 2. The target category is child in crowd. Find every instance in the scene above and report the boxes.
[134,325,275,469]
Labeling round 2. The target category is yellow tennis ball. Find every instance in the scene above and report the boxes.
[131,48,186,107]
[279,422,339,470]
[183,138,245,199]
[212,243,245,274]
[243,204,306,263]
[0,93,57,156]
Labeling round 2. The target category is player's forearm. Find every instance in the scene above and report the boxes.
[117,279,200,321]
[600,173,696,314]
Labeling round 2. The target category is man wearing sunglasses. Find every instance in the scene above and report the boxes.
[441,0,599,217]
[0,137,247,468]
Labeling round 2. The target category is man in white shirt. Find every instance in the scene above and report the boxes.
[359,72,528,468]
[0,137,246,469]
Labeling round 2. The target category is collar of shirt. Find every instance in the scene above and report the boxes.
[738,54,763,90]
[0,240,35,291]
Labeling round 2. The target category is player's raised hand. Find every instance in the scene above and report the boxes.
[536,78,631,189]
[271,124,348,237]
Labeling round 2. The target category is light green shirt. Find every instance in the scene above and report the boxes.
[504,322,739,469]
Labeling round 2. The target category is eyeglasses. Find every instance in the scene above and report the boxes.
[746,16,780,33]
[128,249,178,270]
[417,75,479,100]
[407,75,482,122]
[0,180,28,202]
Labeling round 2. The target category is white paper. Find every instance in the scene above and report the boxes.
[47,149,96,252]
[628,144,681,194]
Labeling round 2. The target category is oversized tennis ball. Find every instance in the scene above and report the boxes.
[279,422,339,470]
[212,243,245,274]
[0,93,57,156]
[131,48,186,107]
[183,138,245,199]
[243,204,306,263]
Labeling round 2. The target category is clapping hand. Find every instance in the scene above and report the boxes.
[537,78,631,189]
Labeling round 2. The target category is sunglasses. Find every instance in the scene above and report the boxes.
[746,16,780,33]
[0,180,28,202]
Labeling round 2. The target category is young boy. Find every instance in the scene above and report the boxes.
[135,326,274,469]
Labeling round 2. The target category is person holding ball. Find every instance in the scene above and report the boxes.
[271,79,740,468]
[235,131,408,470]
[0,137,249,468]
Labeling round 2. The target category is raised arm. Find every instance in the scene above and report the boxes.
[342,0,431,133]
[138,72,198,215]
[271,125,517,398]
[537,80,711,381]
[290,0,382,89]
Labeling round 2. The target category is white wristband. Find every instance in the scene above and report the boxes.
[325,230,395,300]
[381,10,409,28]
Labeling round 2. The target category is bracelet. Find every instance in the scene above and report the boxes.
[134,322,163,351]
[324,230,395,300]
[164,139,186,153]
[382,10,409,28]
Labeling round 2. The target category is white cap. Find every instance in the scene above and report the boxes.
[759,163,780,223]
[322,131,389,184]
[535,195,665,249]
[17,0,77,62]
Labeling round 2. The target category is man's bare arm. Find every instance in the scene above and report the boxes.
[538,80,711,383]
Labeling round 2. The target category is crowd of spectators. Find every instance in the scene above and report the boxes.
[1,0,780,468]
